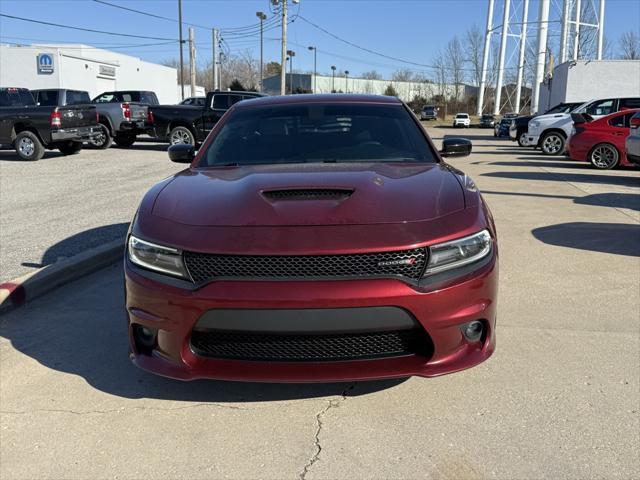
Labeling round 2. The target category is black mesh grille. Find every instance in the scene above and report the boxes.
[190,329,432,361]
[184,248,427,284]
[263,189,353,200]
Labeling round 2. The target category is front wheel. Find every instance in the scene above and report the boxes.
[589,143,620,169]
[540,131,566,155]
[517,132,528,147]
[114,134,136,148]
[14,131,44,161]
[58,141,83,155]
[89,123,112,149]
[169,126,195,146]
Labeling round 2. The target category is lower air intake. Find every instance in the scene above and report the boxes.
[190,328,433,362]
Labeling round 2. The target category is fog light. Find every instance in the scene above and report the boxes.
[133,324,156,349]
[462,321,484,342]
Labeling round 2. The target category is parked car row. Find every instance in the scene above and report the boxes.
[507,97,640,156]
[0,87,268,159]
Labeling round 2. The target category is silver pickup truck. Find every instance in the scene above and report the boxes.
[90,91,155,148]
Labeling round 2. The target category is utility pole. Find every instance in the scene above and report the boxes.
[308,46,317,93]
[514,0,529,113]
[256,12,267,92]
[213,28,220,91]
[280,1,287,95]
[188,27,196,97]
[178,0,185,100]
[532,0,550,114]
[477,0,495,116]
[493,0,511,115]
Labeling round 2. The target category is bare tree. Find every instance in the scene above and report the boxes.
[432,49,448,100]
[619,30,640,60]
[465,24,484,87]
[445,36,465,101]
[391,69,414,82]
[361,70,382,80]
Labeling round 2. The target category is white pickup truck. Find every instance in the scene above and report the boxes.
[527,97,640,155]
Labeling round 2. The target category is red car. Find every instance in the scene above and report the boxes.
[567,109,640,169]
[125,94,498,382]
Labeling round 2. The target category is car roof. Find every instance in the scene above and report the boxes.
[234,94,402,109]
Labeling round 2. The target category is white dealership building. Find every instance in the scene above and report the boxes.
[0,43,194,104]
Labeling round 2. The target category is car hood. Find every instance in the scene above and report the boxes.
[531,112,570,125]
[152,162,465,226]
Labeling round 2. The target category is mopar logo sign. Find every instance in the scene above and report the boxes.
[37,53,54,74]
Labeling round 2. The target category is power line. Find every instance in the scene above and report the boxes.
[92,0,212,30]
[297,15,440,70]
[0,13,179,41]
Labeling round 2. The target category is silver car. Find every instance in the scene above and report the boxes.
[626,112,640,165]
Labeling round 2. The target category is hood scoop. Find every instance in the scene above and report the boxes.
[262,188,354,201]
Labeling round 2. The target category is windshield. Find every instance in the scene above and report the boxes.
[456,114,468,118]
[199,103,436,166]
[545,103,582,114]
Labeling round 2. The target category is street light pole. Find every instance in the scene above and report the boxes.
[345,70,349,93]
[308,46,317,93]
[280,1,287,95]
[331,65,336,92]
[287,50,295,94]
[256,11,267,92]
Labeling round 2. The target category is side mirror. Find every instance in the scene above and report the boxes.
[168,143,195,163]
[440,138,472,158]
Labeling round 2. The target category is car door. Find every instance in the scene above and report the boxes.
[199,94,228,141]
[607,111,634,142]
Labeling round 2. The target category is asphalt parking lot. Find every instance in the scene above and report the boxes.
[1,127,639,479]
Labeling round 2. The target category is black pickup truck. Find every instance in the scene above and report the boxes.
[0,87,99,160]
[149,91,265,145]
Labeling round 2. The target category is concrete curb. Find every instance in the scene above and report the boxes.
[0,239,125,314]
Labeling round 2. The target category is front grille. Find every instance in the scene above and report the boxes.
[190,328,432,362]
[183,248,427,284]
[263,188,353,201]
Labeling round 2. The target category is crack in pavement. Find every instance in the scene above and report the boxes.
[299,383,356,480]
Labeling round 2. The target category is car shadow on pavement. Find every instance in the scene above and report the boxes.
[20,223,130,270]
[0,150,65,162]
[532,222,640,257]
[114,143,168,152]
[481,170,640,188]
[1,259,405,402]
[482,190,640,212]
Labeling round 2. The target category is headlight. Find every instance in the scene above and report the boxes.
[529,120,540,130]
[424,230,492,275]
[128,235,189,279]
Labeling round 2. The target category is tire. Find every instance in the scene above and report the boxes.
[58,141,83,155]
[14,131,44,161]
[589,143,620,170]
[114,134,137,148]
[540,131,566,155]
[169,126,195,145]
[89,123,112,149]
[517,132,528,147]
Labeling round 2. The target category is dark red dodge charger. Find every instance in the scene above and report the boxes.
[125,94,498,382]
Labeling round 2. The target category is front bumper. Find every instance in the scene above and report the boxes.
[51,125,100,142]
[125,254,498,382]
[526,133,540,146]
